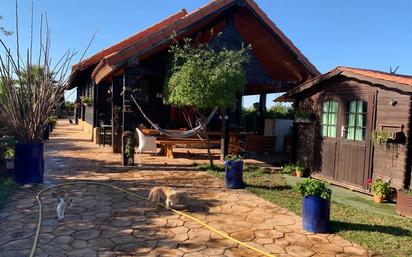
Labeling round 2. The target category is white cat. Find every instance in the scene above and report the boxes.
[52,191,72,220]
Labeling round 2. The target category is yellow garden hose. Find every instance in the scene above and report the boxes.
[29,181,276,257]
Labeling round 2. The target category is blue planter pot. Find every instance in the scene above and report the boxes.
[302,195,330,233]
[14,143,45,184]
[224,160,244,189]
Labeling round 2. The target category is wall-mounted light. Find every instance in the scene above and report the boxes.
[389,99,398,106]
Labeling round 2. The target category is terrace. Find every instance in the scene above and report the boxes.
[0,120,376,256]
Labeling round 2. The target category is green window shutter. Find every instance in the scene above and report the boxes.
[321,100,338,138]
[346,100,367,141]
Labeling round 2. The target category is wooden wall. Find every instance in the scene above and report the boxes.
[296,75,412,189]
[374,92,411,188]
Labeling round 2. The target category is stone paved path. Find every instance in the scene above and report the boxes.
[0,120,379,257]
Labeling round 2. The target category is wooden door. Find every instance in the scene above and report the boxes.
[335,94,375,188]
[319,99,340,179]
[319,94,375,189]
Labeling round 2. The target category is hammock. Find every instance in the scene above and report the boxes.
[131,95,217,138]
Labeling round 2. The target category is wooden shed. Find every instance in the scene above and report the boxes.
[277,66,412,190]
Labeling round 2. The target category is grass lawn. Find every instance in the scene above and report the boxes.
[199,164,412,257]
[0,175,16,209]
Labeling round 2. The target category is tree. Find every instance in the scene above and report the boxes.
[164,38,250,166]
[0,14,76,143]
[0,15,12,36]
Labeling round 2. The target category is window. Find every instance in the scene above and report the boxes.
[346,100,367,141]
[321,100,338,138]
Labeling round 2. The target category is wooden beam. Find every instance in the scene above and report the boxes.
[244,82,297,95]
[122,69,133,132]
[257,93,266,135]
[220,108,230,161]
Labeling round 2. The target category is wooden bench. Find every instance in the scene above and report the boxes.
[238,135,276,153]
[156,139,220,158]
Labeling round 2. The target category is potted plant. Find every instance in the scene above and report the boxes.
[0,16,76,184]
[296,179,332,233]
[49,116,58,129]
[370,177,391,203]
[224,154,244,189]
[80,96,93,106]
[371,129,391,147]
[396,190,412,218]
[294,164,304,177]
[122,131,135,166]
[48,116,57,133]
[4,147,14,170]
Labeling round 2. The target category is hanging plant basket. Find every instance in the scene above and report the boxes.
[80,96,93,106]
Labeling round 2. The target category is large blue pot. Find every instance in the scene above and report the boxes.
[302,195,330,233]
[14,143,45,184]
[224,160,244,189]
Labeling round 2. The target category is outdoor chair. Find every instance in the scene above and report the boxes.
[98,123,112,147]
[136,128,157,165]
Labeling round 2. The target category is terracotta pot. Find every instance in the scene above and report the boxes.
[295,170,302,177]
[396,190,412,218]
[373,195,383,203]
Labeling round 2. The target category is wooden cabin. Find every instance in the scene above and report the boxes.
[277,66,412,190]
[67,0,319,157]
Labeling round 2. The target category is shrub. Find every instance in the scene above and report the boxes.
[281,164,295,174]
[282,163,304,174]
[224,154,242,161]
[267,104,294,119]
[296,179,332,200]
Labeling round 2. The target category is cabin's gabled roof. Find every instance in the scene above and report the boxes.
[70,0,320,88]
[276,66,412,102]
[75,10,188,71]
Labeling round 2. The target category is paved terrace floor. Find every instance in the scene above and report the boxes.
[0,120,378,257]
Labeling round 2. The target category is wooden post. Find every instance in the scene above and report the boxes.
[122,69,133,133]
[257,93,267,135]
[111,76,122,153]
[220,108,230,161]
[122,69,134,166]
[93,82,98,128]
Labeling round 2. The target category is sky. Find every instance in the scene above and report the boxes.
[1,0,411,108]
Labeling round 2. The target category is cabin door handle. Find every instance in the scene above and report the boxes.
[340,126,346,138]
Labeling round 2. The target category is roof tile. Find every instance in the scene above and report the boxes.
[338,66,412,86]
[74,0,318,85]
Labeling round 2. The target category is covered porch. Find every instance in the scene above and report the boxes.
[68,0,319,162]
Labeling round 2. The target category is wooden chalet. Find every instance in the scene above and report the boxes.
[277,66,412,190]
[68,0,319,157]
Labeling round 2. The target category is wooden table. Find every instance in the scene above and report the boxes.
[156,139,220,158]
[141,128,187,136]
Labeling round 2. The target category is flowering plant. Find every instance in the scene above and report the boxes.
[370,177,391,197]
